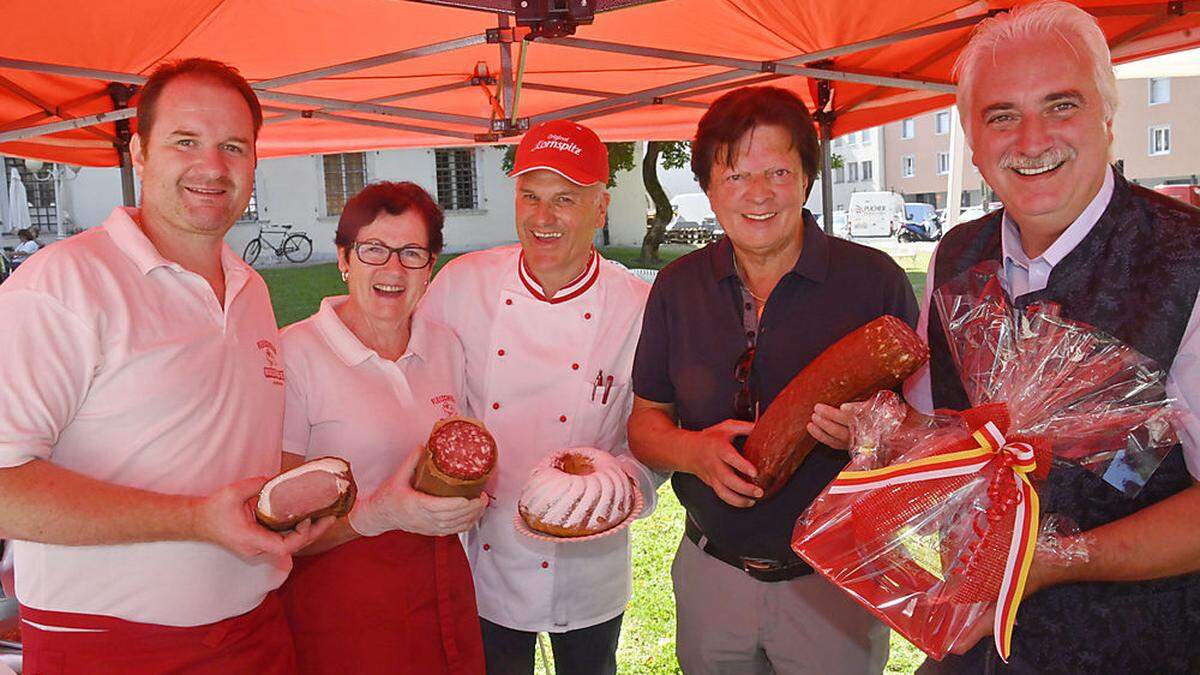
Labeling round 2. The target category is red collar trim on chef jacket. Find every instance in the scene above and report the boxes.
[517,248,600,304]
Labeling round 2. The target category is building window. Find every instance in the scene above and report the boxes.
[833,165,845,184]
[902,155,915,178]
[435,148,479,211]
[861,160,873,181]
[1149,125,1171,156]
[861,129,872,145]
[833,137,843,147]
[3,157,57,231]
[240,183,260,222]
[901,118,915,139]
[323,153,367,216]
[848,132,858,145]
[848,162,860,182]
[936,152,950,175]
[935,111,951,135]
[1149,78,1171,105]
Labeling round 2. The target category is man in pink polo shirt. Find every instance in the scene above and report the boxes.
[0,58,332,674]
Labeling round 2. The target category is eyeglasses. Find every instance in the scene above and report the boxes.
[733,346,757,422]
[351,241,432,269]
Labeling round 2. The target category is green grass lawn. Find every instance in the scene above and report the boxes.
[261,244,930,674]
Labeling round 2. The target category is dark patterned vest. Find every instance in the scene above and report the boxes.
[925,173,1200,674]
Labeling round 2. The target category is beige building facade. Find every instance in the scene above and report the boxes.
[1112,75,1199,187]
[880,108,985,209]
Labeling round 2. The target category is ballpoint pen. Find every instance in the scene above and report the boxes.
[601,375,614,404]
[592,370,604,401]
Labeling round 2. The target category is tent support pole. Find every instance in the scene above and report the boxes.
[108,83,137,207]
[550,37,956,93]
[498,14,516,118]
[816,80,835,236]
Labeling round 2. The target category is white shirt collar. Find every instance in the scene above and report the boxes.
[517,248,601,304]
[313,295,429,367]
[103,206,250,296]
[1001,165,1115,276]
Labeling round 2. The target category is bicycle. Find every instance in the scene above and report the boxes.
[242,223,313,265]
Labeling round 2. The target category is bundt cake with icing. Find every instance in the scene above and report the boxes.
[518,447,635,537]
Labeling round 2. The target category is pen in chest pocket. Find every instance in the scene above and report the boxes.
[592,370,604,401]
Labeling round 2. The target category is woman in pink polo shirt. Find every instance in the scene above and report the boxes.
[277,182,487,674]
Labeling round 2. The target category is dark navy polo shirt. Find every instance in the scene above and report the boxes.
[632,211,919,563]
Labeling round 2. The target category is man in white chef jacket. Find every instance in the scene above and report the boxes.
[417,119,660,674]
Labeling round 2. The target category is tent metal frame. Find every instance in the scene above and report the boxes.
[0,1,1195,211]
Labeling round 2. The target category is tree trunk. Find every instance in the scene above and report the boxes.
[639,141,673,264]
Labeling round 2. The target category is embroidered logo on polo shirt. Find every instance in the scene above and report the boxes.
[431,394,457,418]
[257,339,285,386]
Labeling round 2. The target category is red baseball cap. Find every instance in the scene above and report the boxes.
[509,119,609,186]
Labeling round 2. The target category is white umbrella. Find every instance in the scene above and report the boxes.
[0,169,10,234]
[6,168,31,236]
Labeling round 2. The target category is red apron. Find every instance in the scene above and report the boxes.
[19,591,296,675]
[280,530,484,674]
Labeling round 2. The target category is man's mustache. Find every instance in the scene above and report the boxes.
[999,146,1075,170]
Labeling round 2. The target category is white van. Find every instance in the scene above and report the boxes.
[847,191,906,238]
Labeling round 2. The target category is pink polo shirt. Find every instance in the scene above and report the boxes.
[0,207,289,627]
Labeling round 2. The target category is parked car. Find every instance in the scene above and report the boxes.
[848,191,906,238]
[1154,184,1200,207]
[814,210,849,238]
[958,206,987,223]
[665,192,723,244]
[898,202,940,241]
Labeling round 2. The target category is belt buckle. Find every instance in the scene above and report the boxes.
[740,556,782,574]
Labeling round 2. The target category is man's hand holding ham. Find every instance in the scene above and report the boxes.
[193,476,336,559]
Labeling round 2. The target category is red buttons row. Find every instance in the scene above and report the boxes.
[498,349,506,357]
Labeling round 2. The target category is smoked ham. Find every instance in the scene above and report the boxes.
[255,457,357,531]
[743,315,928,499]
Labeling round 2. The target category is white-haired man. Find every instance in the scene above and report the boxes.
[810,1,1200,671]
[908,2,1200,672]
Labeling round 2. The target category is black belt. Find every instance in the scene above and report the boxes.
[684,517,811,583]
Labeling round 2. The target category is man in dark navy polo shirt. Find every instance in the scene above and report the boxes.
[628,86,917,674]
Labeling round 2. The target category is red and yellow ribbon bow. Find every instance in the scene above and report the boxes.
[828,407,1043,662]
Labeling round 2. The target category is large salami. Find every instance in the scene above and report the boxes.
[413,417,497,498]
[742,315,928,499]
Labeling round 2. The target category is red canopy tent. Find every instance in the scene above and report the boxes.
[1,0,1198,210]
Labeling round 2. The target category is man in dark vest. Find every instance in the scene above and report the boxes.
[812,1,1200,672]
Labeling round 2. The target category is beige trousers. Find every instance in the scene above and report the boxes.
[672,535,889,675]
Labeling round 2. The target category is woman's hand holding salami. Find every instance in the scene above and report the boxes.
[349,446,488,537]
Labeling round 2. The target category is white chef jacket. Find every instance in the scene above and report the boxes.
[280,295,468,493]
[0,207,288,626]
[416,244,661,632]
